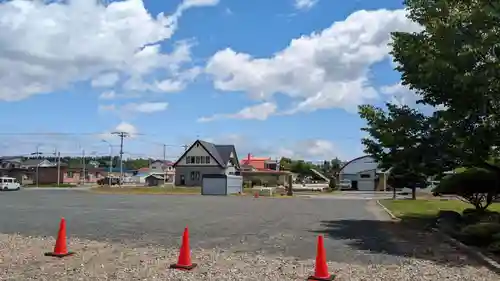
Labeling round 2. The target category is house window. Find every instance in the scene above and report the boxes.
[190,171,200,180]
[205,156,210,164]
[186,156,193,164]
[360,174,371,179]
[195,156,201,164]
[67,171,73,177]
[200,156,205,164]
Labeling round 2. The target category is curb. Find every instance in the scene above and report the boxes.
[430,228,500,274]
[375,200,500,274]
[375,200,401,221]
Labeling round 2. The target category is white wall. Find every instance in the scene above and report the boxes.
[340,156,378,174]
[177,143,218,166]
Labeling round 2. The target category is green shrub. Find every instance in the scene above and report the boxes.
[487,241,500,253]
[493,232,500,241]
[432,168,500,210]
[458,222,500,246]
[462,208,500,224]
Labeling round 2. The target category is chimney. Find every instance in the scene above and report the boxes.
[247,153,251,164]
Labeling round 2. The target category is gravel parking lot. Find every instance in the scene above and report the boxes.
[0,190,498,280]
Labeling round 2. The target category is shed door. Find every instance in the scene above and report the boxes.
[357,180,374,191]
[202,177,226,195]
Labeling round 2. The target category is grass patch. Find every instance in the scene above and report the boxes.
[91,186,201,195]
[381,199,500,218]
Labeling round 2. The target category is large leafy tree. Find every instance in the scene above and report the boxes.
[391,0,500,171]
[360,0,500,198]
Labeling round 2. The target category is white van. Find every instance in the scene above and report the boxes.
[0,177,21,191]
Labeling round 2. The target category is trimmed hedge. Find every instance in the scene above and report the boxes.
[432,168,498,195]
[458,222,500,246]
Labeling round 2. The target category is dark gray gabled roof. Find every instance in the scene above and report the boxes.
[214,145,240,169]
[173,140,239,168]
[198,140,225,166]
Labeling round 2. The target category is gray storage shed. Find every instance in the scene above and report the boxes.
[201,174,243,195]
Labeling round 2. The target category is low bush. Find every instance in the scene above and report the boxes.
[488,233,500,253]
[432,168,500,210]
[487,241,500,253]
[462,208,500,224]
[458,222,500,246]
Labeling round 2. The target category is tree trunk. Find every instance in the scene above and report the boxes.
[392,185,396,200]
[287,174,293,196]
[411,186,416,200]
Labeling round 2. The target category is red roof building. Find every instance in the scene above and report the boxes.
[240,153,279,171]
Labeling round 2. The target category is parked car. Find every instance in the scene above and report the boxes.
[97,177,121,186]
[338,179,352,190]
[0,176,21,191]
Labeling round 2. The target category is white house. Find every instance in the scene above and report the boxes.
[338,155,388,191]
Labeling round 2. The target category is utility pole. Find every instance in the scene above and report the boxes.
[112,131,129,187]
[55,150,61,186]
[82,149,86,185]
[163,144,167,186]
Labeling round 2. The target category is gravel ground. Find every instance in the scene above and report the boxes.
[0,233,498,281]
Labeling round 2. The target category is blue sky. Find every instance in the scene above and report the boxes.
[0,0,420,161]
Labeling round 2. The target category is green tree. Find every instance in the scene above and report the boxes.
[330,158,341,170]
[279,157,292,170]
[360,0,500,202]
[359,104,435,199]
[390,0,500,173]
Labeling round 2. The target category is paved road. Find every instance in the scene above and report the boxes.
[303,191,409,200]
[0,190,412,264]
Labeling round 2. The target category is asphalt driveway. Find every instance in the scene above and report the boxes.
[0,190,465,266]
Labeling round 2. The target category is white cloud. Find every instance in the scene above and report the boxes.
[0,0,218,101]
[122,102,169,113]
[100,121,139,140]
[115,122,138,135]
[380,82,448,111]
[380,82,419,107]
[99,101,168,115]
[198,102,277,122]
[99,90,117,100]
[205,9,421,116]
[277,139,340,160]
[207,134,355,161]
[91,72,120,88]
[181,0,220,8]
[294,0,318,10]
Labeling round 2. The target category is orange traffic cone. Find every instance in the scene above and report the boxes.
[44,217,74,258]
[170,227,197,271]
[308,235,335,280]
